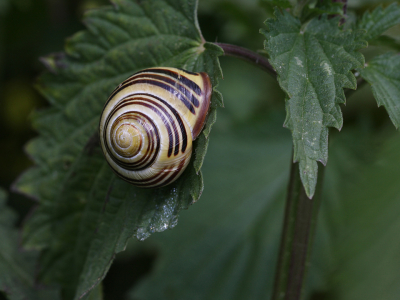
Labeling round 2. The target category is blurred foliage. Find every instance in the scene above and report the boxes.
[0,188,60,300]
[0,0,400,299]
[360,52,400,128]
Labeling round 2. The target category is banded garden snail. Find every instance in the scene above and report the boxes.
[99,67,212,188]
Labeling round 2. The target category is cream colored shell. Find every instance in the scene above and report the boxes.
[99,67,212,187]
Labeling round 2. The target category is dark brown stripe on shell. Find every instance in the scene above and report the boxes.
[107,115,153,169]
[116,156,187,187]
[109,123,142,158]
[131,93,188,153]
[106,113,160,171]
[134,68,202,95]
[139,74,200,107]
[109,98,175,158]
[176,68,199,76]
[156,158,187,186]
[104,109,157,170]
[130,97,180,157]
[107,78,196,114]
[119,114,158,171]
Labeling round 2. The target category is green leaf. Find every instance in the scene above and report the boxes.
[357,3,400,42]
[129,115,292,300]
[86,284,103,300]
[0,0,9,15]
[12,0,222,299]
[261,0,293,9]
[308,130,400,300]
[291,0,342,20]
[260,9,366,198]
[302,0,344,20]
[0,189,60,300]
[127,121,400,300]
[349,0,394,9]
[368,35,400,51]
[360,53,400,128]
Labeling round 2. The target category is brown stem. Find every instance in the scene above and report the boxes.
[333,0,348,25]
[214,43,276,77]
[271,161,325,300]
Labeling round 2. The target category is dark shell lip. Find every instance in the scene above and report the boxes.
[192,72,212,140]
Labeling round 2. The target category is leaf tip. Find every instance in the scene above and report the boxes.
[39,53,66,73]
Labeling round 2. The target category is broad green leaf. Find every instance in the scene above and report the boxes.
[289,0,342,20]
[369,35,400,51]
[12,0,222,299]
[301,0,344,20]
[307,129,400,300]
[0,189,60,300]
[357,3,400,42]
[348,0,394,8]
[127,116,399,300]
[329,133,400,300]
[86,284,103,300]
[261,0,293,9]
[127,118,400,300]
[360,53,400,128]
[0,0,9,15]
[130,115,292,300]
[261,9,366,198]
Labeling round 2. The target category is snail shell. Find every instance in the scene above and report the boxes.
[99,67,212,188]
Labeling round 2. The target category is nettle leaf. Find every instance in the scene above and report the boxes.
[308,130,400,300]
[128,121,400,300]
[302,0,344,20]
[261,0,293,9]
[13,0,222,299]
[360,53,400,128]
[261,9,366,198]
[369,35,400,51]
[0,189,60,300]
[130,116,292,300]
[357,3,400,42]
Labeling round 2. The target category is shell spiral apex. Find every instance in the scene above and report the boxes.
[99,67,212,188]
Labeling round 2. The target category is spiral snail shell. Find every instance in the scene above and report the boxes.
[99,67,212,188]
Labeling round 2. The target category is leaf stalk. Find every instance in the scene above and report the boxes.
[214,43,276,77]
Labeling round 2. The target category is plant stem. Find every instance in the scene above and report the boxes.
[271,160,325,300]
[333,0,348,25]
[333,0,348,15]
[214,43,276,77]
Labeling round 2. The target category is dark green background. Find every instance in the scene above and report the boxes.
[1,0,399,299]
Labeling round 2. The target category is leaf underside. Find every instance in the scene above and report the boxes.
[360,53,400,129]
[301,0,344,21]
[357,3,400,42]
[131,117,292,300]
[13,0,223,299]
[128,117,400,300]
[309,131,400,300]
[261,9,366,198]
